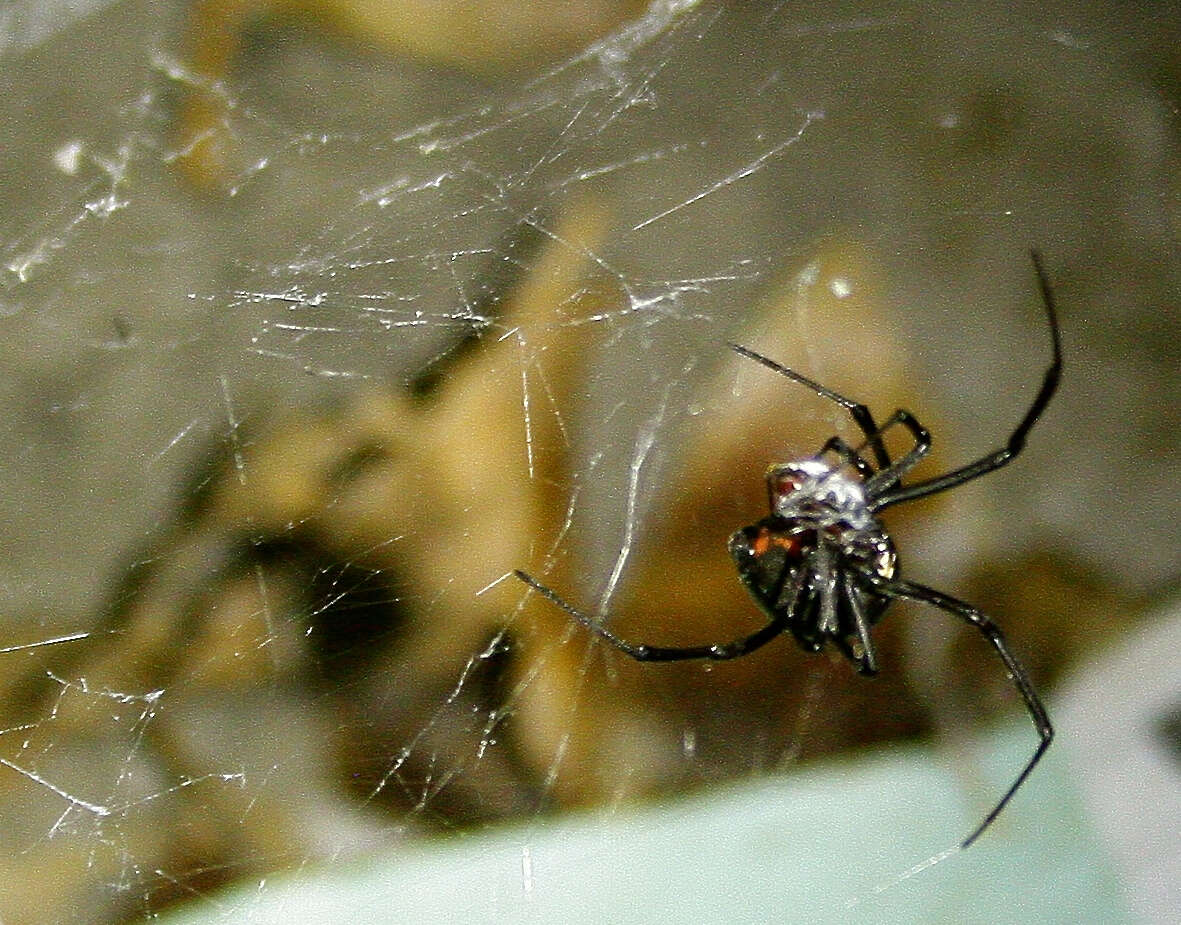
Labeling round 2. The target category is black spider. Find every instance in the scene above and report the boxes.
[516,251,1061,848]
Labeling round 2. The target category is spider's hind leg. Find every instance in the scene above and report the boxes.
[865,573,1053,847]
[514,569,797,663]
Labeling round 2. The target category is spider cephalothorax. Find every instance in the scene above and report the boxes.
[517,251,1062,847]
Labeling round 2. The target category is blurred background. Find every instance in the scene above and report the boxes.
[0,1,1177,922]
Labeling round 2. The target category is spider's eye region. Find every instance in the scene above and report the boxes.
[765,458,870,527]
[767,469,802,499]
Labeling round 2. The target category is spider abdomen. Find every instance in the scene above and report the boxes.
[729,501,897,667]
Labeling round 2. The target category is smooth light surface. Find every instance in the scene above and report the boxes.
[1056,597,1181,925]
[158,718,1131,924]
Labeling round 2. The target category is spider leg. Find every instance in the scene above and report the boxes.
[815,542,841,640]
[514,569,797,662]
[819,436,874,480]
[863,574,1052,848]
[729,343,892,471]
[862,408,931,502]
[870,250,1062,511]
[840,572,879,675]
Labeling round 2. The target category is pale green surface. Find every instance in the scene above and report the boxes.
[158,724,1130,924]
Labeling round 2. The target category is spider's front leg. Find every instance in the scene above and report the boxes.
[728,342,893,471]
[868,250,1062,512]
[818,436,874,480]
[862,408,931,502]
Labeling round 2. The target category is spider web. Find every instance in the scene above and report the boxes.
[1,1,1178,922]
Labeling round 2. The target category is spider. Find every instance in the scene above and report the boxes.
[516,251,1061,848]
